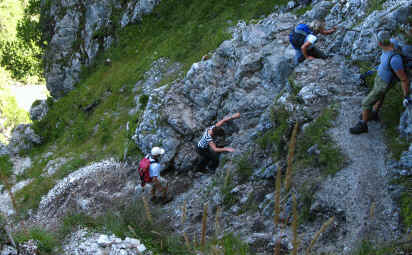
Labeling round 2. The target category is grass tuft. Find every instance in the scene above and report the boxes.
[296,106,344,176]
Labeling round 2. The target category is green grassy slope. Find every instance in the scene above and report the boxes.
[18,0,285,215]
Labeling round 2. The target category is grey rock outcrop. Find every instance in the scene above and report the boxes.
[399,107,412,137]
[18,240,38,255]
[29,100,48,122]
[132,14,296,172]
[0,246,17,255]
[63,229,149,255]
[35,159,136,224]
[390,144,412,177]
[321,0,412,60]
[0,143,7,156]
[7,124,41,155]
[44,0,161,98]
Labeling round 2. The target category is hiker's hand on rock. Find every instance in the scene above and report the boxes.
[231,112,240,119]
[225,147,235,153]
[307,56,315,60]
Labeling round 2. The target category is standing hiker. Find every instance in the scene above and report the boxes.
[289,19,336,64]
[138,146,172,203]
[350,31,411,134]
[196,112,240,171]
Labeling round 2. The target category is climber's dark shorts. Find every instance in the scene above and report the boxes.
[196,146,220,171]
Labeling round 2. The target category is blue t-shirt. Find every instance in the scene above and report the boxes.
[148,156,161,178]
[377,50,404,84]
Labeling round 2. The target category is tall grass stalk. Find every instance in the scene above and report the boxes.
[285,121,298,191]
[274,168,282,228]
[224,167,230,188]
[142,197,152,223]
[292,194,299,255]
[183,232,191,249]
[369,202,375,219]
[274,241,281,255]
[182,200,187,224]
[274,169,282,255]
[193,232,198,247]
[215,206,221,237]
[201,202,208,247]
[306,217,335,255]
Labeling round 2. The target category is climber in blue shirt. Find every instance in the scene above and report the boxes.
[350,31,410,134]
[289,20,337,64]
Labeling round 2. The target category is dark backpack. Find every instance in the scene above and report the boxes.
[138,156,152,187]
[290,29,308,49]
[388,50,412,83]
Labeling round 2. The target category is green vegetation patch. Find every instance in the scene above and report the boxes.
[379,83,409,159]
[235,152,254,184]
[204,233,250,255]
[0,0,43,82]
[297,183,316,223]
[0,79,30,143]
[14,227,59,255]
[296,106,344,176]
[256,107,290,159]
[294,4,313,16]
[221,169,238,209]
[0,155,13,178]
[354,240,412,255]
[366,0,387,15]
[401,192,412,228]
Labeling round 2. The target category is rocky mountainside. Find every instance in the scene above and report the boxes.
[1,0,412,254]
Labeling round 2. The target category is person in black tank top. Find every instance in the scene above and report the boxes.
[196,112,240,171]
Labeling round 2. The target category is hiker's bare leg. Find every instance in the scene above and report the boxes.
[162,182,168,198]
[153,178,166,198]
[362,109,370,123]
[151,183,157,198]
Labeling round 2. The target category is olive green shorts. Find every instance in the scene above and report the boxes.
[361,75,391,111]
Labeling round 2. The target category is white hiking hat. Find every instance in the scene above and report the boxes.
[151,147,165,156]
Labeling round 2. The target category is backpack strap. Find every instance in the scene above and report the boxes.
[388,52,404,82]
[294,28,308,36]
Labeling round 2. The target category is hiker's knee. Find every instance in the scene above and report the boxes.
[361,96,374,111]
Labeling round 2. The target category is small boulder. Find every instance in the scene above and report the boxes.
[29,100,48,122]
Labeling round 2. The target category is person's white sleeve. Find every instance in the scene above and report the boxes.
[306,34,317,44]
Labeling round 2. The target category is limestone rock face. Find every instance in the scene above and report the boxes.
[132,14,296,173]
[43,0,161,98]
[34,159,139,225]
[0,142,7,156]
[7,124,41,155]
